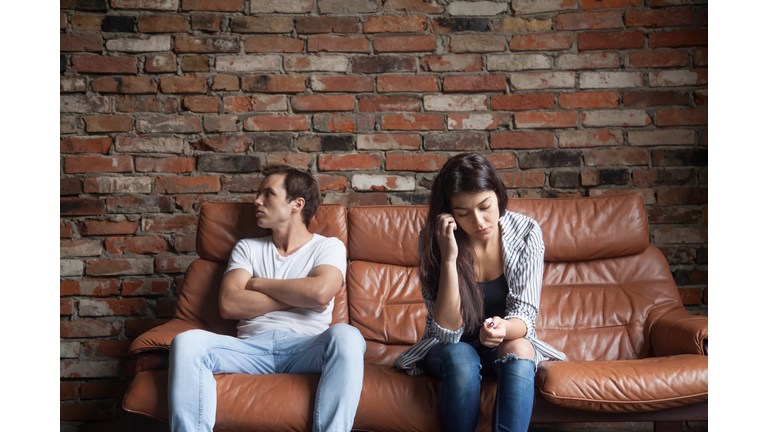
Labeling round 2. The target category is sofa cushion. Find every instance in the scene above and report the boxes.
[348,205,426,266]
[535,354,708,412]
[197,202,348,264]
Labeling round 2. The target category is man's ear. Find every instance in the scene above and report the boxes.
[292,197,305,214]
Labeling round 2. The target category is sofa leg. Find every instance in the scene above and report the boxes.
[654,421,683,432]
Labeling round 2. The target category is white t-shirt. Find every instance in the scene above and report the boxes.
[225,234,347,339]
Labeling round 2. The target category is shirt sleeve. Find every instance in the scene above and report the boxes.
[312,237,348,283]
[418,232,464,344]
[226,240,253,276]
[504,222,545,339]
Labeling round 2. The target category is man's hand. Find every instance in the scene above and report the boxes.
[307,302,331,313]
[479,316,507,348]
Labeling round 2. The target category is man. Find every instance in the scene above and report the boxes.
[168,165,366,432]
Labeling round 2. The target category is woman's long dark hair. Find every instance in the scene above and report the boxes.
[421,153,509,335]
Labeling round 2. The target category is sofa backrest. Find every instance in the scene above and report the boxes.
[173,202,350,336]
[346,194,684,364]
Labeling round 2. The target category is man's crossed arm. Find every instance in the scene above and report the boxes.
[219,265,344,321]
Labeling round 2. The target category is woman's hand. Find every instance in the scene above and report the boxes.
[436,212,459,263]
[479,316,507,348]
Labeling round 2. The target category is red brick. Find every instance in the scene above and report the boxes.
[694,90,707,106]
[192,135,251,152]
[105,236,171,254]
[582,0,641,9]
[265,154,315,171]
[61,320,122,338]
[229,16,292,33]
[83,116,133,133]
[60,402,117,421]
[316,174,348,191]
[556,11,623,30]
[318,154,382,171]
[578,31,644,50]
[694,49,707,67]
[86,259,154,276]
[64,156,132,173]
[308,35,369,53]
[61,221,74,237]
[490,94,554,111]
[212,74,239,90]
[490,132,555,149]
[559,129,622,147]
[291,95,355,112]
[423,133,486,151]
[61,178,81,196]
[383,0,444,13]
[381,114,444,130]
[653,227,707,244]
[160,75,208,93]
[61,299,74,316]
[584,149,648,166]
[359,96,420,112]
[499,171,546,188]
[244,37,304,53]
[313,114,356,132]
[420,54,482,72]
[510,32,573,51]
[649,30,707,48]
[60,279,118,296]
[242,75,307,93]
[142,214,199,234]
[92,76,158,94]
[625,9,692,28]
[244,115,309,131]
[138,15,189,33]
[356,134,421,150]
[181,55,210,72]
[378,75,439,92]
[61,198,105,216]
[221,174,260,193]
[122,278,173,296]
[80,220,139,235]
[556,53,620,70]
[626,50,688,68]
[80,382,131,400]
[515,111,578,128]
[71,14,104,31]
[656,109,707,126]
[633,169,697,187]
[143,53,176,73]
[559,91,619,109]
[650,69,707,87]
[323,192,388,207]
[374,35,436,53]
[174,36,239,53]
[443,75,506,92]
[311,75,373,93]
[156,256,198,273]
[115,95,178,113]
[223,95,287,112]
[182,0,244,11]
[364,15,427,33]
[136,157,196,173]
[386,154,448,171]
[137,117,201,135]
[483,152,516,169]
[182,96,218,113]
[623,90,688,107]
[447,114,510,130]
[656,187,707,206]
[60,238,103,257]
[72,55,138,74]
[79,298,146,317]
[61,137,112,154]
[61,382,78,401]
[83,340,133,358]
[204,114,238,132]
[155,176,220,194]
[60,34,103,52]
[295,16,360,34]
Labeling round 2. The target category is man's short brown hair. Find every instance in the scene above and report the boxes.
[261,165,320,227]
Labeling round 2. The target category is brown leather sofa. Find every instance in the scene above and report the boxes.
[123,193,707,431]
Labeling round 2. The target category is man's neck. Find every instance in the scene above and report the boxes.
[271,221,314,257]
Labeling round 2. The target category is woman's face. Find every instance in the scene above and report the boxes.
[449,190,500,241]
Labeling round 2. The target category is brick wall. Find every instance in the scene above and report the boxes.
[60,0,707,429]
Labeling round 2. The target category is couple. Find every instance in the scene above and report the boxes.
[168,153,566,432]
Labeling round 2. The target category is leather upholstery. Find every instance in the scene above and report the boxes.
[124,193,708,427]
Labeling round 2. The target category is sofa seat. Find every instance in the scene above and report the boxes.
[536,354,708,413]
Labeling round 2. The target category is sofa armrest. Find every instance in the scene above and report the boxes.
[650,308,708,357]
[128,319,204,356]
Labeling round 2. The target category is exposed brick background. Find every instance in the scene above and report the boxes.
[60,0,707,430]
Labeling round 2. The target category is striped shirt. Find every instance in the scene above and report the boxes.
[394,210,566,376]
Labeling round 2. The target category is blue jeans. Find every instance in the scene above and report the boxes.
[416,340,536,432]
[168,324,366,432]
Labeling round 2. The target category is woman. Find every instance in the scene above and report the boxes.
[394,153,565,432]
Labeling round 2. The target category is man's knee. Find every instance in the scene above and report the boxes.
[498,338,535,360]
[170,329,212,358]
[327,323,366,355]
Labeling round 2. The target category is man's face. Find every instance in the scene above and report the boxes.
[254,174,296,229]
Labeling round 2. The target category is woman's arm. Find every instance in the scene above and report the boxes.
[431,213,464,331]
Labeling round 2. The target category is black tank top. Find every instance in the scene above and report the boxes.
[460,274,508,342]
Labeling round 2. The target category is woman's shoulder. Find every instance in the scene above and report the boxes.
[499,210,544,251]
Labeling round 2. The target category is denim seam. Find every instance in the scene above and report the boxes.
[313,339,330,432]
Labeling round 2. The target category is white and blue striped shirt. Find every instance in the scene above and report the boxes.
[394,210,566,376]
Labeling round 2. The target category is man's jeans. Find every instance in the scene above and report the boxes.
[416,340,536,432]
[168,324,366,432]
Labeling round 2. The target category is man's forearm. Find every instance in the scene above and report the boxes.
[220,288,293,321]
[247,276,331,308]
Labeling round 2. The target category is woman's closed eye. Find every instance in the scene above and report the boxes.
[457,206,490,217]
